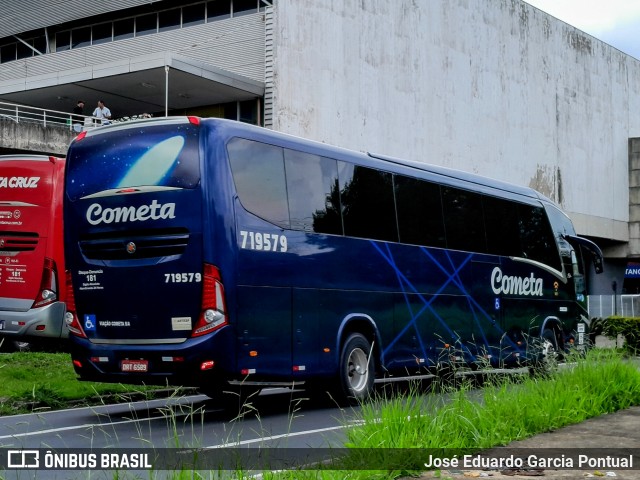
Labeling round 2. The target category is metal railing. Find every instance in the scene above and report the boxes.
[587,294,640,318]
[0,100,102,131]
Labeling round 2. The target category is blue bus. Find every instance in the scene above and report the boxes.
[63,117,603,404]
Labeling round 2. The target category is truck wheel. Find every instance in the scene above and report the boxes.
[338,333,375,404]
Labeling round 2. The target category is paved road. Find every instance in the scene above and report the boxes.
[0,387,360,479]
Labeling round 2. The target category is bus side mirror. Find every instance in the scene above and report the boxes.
[562,234,604,274]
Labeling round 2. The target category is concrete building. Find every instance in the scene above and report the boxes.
[0,0,638,294]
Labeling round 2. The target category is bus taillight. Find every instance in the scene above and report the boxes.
[192,263,227,337]
[33,258,58,308]
[74,131,88,142]
[64,271,87,338]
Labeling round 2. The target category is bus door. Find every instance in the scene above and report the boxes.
[232,203,294,380]
[562,234,604,343]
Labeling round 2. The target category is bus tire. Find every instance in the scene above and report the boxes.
[338,333,375,404]
[542,328,558,354]
[530,329,559,377]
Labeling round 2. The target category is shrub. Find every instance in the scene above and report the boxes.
[597,316,640,354]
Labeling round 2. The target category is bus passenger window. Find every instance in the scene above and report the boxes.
[228,138,290,228]
[395,175,445,248]
[483,196,521,257]
[442,187,486,253]
[338,163,398,242]
[518,204,561,270]
[284,150,342,235]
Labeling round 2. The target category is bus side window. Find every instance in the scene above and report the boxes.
[284,149,343,235]
[518,204,561,271]
[442,186,487,253]
[395,175,446,248]
[483,195,521,257]
[228,138,290,228]
[338,162,398,242]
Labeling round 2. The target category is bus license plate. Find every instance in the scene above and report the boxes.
[121,360,148,373]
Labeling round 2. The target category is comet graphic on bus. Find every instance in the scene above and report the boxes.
[117,136,184,189]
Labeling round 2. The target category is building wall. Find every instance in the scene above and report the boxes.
[0,119,74,156]
[0,14,266,86]
[630,138,640,256]
[270,0,640,250]
[0,0,151,38]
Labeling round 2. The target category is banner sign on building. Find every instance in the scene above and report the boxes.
[626,262,640,278]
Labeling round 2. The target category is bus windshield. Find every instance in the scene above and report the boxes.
[65,123,201,201]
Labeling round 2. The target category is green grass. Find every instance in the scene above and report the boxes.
[260,351,640,479]
[1,350,639,480]
[0,351,163,415]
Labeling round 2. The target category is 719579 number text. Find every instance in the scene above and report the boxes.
[239,230,288,252]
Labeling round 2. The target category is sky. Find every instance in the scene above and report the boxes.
[523,0,640,60]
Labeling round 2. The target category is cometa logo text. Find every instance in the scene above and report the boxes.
[491,267,543,296]
[86,200,176,225]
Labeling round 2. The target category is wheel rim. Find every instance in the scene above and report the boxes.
[347,347,369,393]
[541,332,559,368]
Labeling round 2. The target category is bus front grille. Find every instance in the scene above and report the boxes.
[79,228,190,260]
[0,231,38,253]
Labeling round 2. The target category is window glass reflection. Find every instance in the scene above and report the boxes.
[228,138,290,228]
[285,150,342,235]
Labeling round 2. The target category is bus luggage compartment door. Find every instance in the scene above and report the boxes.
[235,285,292,379]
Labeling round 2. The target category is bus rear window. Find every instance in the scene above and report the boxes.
[66,124,201,200]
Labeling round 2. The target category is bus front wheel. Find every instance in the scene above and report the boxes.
[530,329,559,377]
[338,333,375,404]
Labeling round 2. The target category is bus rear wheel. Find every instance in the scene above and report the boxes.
[338,333,375,404]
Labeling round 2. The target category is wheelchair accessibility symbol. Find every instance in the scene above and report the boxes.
[84,314,96,331]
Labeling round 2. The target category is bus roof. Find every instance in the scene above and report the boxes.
[76,116,546,203]
[204,117,545,202]
[367,152,541,200]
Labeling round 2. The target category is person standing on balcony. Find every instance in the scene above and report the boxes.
[72,100,85,132]
[92,100,112,125]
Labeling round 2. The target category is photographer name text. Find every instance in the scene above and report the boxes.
[424,454,634,469]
